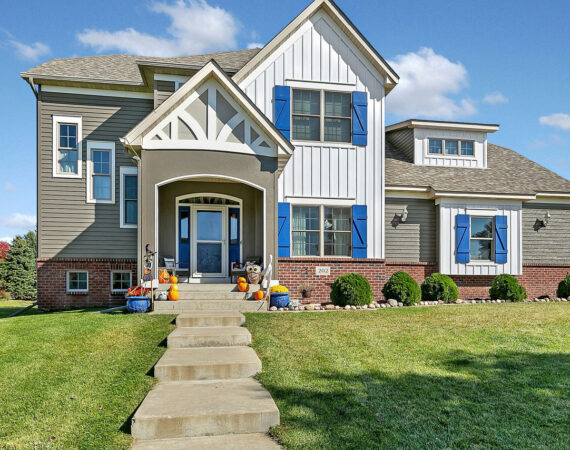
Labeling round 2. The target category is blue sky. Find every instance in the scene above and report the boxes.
[1,0,569,242]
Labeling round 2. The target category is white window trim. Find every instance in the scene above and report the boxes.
[291,204,352,258]
[66,270,89,293]
[52,115,82,178]
[86,141,115,204]
[426,138,476,158]
[110,270,132,293]
[120,166,138,228]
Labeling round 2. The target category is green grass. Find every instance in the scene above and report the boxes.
[0,301,40,319]
[245,303,570,449]
[0,307,175,449]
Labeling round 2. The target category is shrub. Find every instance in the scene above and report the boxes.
[556,275,570,298]
[489,274,526,301]
[421,273,459,303]
[0,290,11,301]
[330,273,373,306]
[382,271,421,306]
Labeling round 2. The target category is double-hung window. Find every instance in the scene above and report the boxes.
[470,216,493,261]
[53,116,82,178]
[292,206,352,257]
[292,89,351,143]
[120,166,138,228]
[429,138,475,156]
[87,141,115,203]
[67,271,88,293]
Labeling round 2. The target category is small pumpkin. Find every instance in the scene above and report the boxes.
[159,270,170,284]
[254,290,264,301]
[238,282,249,292]
[169,275,178,284]
[168,290,179,301]
[169,284,178,292]
[237,277,247,284]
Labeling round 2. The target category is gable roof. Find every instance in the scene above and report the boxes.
[233,0,399,91]
[21,49,260,87]
[122,59,294,157]
[385,142,570,197]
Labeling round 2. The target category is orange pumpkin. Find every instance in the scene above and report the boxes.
[237,277,246,284]
[168,290,179,301]
[169,275,178,284]
[159,270,170,284]
[169,284,178,292]
[254,290,264,300]
[238,282,249,292]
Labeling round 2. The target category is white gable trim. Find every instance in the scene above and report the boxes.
[122,61,294,158]
[233,0,398,90]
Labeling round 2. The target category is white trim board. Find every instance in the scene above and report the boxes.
[42,85,153,99]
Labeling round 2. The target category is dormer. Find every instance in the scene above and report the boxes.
[386,119,499,169]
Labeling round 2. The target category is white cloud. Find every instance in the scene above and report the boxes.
[247,42,263,49]
[9,39,50,61]
[483,92,508,104]
[1,213,36,229]
[387,47,476,120]
[77,0,240,57]
[0,237,13,244]
[539,113,570,131]
[4,182,16,192]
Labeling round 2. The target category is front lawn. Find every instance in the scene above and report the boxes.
[0,300,39,319]
[246,303,570,449]
[0,308,175,448]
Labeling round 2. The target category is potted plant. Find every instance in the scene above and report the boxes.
[269,285,290,308]
[299,283,314,299]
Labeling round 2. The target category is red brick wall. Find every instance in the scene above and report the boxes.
[278,258,570,302]
[37,258,137,310]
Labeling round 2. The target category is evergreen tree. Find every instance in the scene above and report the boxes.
[1,231,37,300]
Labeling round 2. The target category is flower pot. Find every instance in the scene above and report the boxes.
[270,292,290,308]
[126,296,151,313]
[301,289,313,298]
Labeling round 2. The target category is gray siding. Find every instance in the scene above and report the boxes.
[386,128,414,162]
[522,203,570,263]
[154,80,175,108]
[38,90,153,258]
[385,198,437,262]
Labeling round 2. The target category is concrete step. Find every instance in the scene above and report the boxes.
[160,283,260,293]
[131,379,280,440]
[176,311,245,328]
[168,326,251,348]
[154,300,267,313]
[177,292,251,300]
[155,347,261,381]
[133,433,281,450]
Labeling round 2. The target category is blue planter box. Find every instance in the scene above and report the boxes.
[270,292,290,308]
[126,296,151,313]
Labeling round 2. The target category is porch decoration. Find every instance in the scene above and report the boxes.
[254,290,264,300]
[238,281,249,292]
[270,285,290,308]
[237,277,247,284]
[126,296,151,313]
[245,262,263,285]
[159,269,170,284]
[299,283,314,299]
[168,285,179,301]
[169,275,178,284]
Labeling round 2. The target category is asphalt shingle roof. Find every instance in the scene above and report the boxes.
[386,143,570,196]
[21,48,261,85]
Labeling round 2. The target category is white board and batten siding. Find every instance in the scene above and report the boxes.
[438,199,523,276]
[238,10,386,258]
[414,128,487,168]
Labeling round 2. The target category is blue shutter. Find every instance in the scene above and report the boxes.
[494,215,508,263]
[352,91,367,146]
[277,202,291,257]
[456,214,470,263]
[352,205,367,258]
[273,86,291,140]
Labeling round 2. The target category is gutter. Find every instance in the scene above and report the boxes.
[24,76,38,98]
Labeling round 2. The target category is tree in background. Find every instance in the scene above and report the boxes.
[0,241,9,260]
[0,231,37,300]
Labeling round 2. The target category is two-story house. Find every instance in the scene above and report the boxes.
[22,0,570,309]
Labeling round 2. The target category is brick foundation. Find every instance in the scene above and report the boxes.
[37,258,137,310]
[277,258,570,302]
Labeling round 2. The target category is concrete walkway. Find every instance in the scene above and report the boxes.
[132,310,280,449]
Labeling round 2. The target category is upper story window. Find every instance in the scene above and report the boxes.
[292,89,351,143]
[87,141,115,204]
[428,138,475,157]
[292,205,351,257]
[53,116,82,178]
[120,167,138,228]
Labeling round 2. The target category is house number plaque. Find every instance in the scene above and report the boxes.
[315,266,331,276]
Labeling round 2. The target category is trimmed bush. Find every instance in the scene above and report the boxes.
[382,271,421,306]
[556,275,570,299]
[489,274,526,301]
[330,273,373,307]
[421,273,459,303]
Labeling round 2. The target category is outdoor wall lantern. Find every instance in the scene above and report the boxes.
[534,211,551,231]
[397,205,408,223]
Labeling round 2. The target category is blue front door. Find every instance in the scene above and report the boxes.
[178,206,190,269]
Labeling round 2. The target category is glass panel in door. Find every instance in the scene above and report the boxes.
[195,210,224,275]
